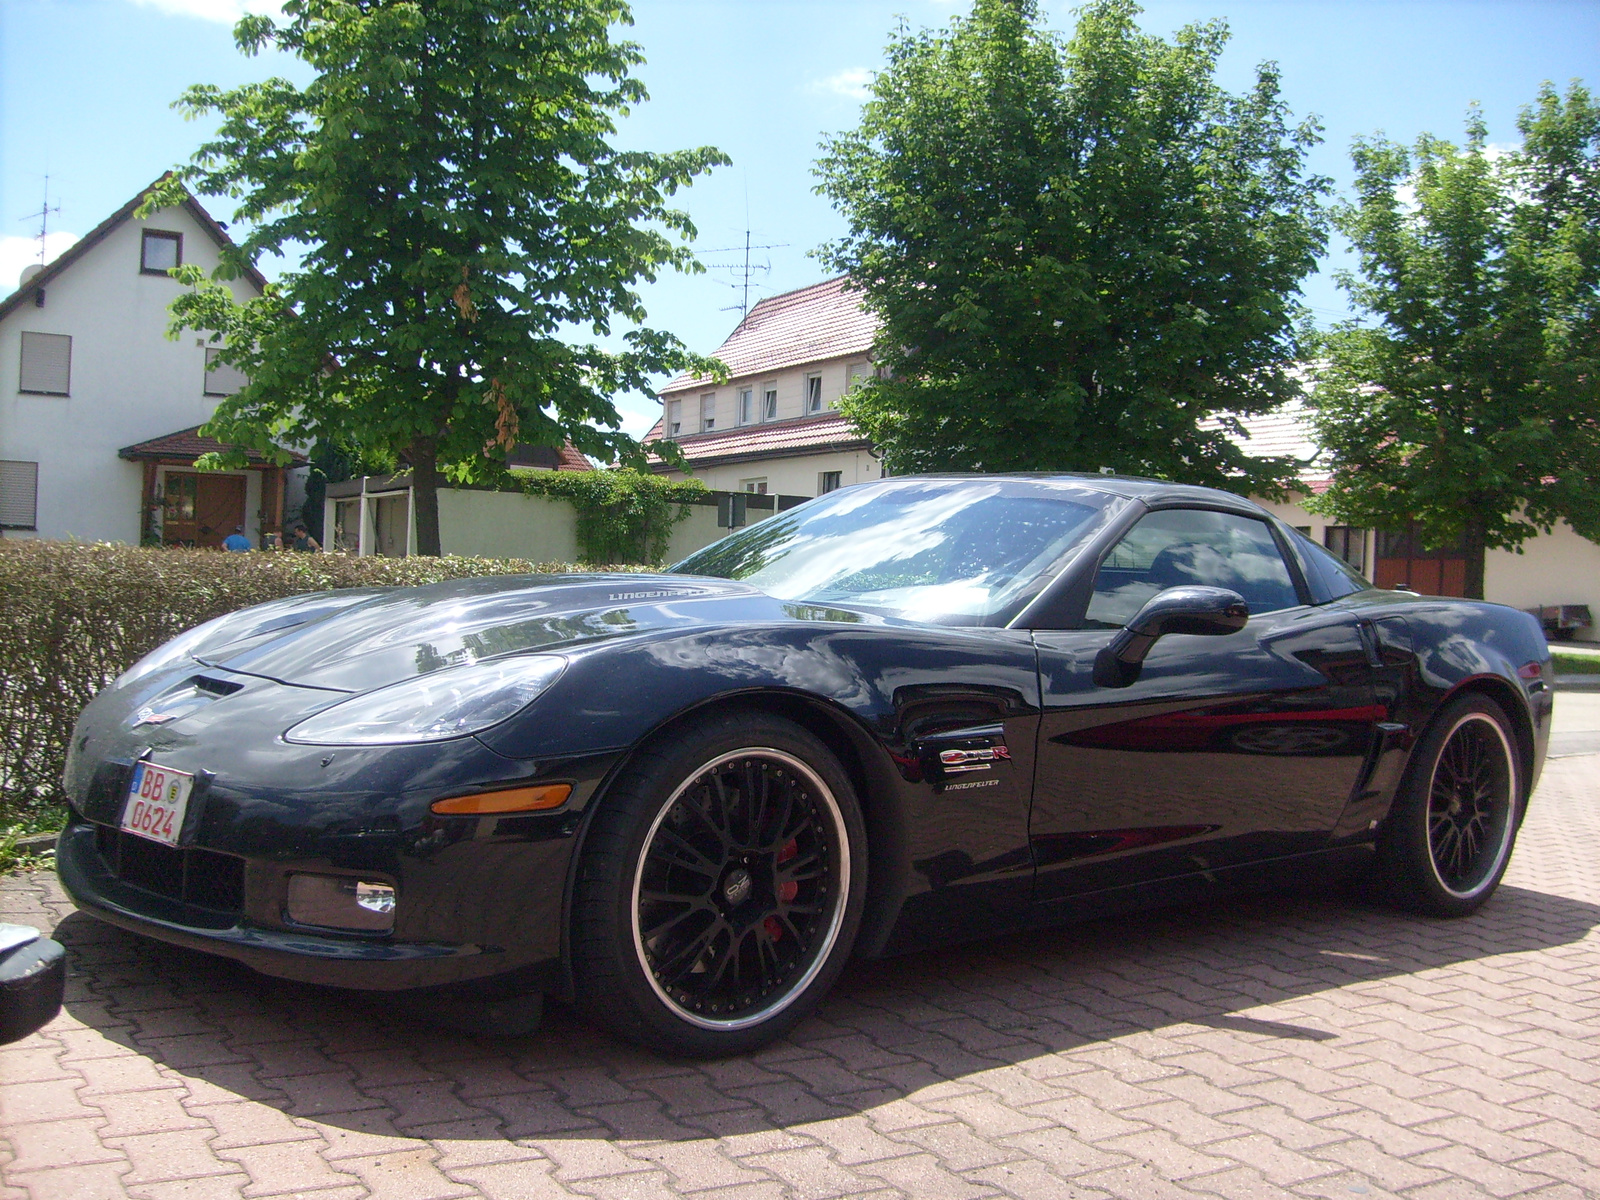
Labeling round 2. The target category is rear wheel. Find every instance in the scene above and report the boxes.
[1377,694,1522,917]
[572,713,865,1055]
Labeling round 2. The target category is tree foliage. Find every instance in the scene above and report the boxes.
[151,0,726,554]
[1310,83,1600,598]
[814,0,1328,492]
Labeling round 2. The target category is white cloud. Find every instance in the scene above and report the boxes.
[809,68,874,102]
[125,0,279,24]
[1,233,79,296]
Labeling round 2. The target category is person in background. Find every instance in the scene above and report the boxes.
[222,526,252,553]
[288,522,322,552]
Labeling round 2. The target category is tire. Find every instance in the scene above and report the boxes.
[571,712,867,1056]
[1376,693,1523,918]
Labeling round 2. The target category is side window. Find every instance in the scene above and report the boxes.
[1292,531,1370,601]
[1085,508,1300,628]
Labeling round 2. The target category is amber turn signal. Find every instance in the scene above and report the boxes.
[430,784,572,816]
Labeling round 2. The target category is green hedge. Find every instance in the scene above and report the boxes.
[0,540,645,827]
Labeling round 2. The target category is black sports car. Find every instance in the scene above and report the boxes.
[59,475,1553,1054]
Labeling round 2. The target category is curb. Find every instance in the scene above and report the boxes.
[8,833,58,855]
[1555,676,1600,692]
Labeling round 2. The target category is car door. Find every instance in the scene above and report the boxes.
[1029,504,1383,901]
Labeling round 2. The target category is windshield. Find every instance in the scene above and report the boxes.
[671,478,1121,625]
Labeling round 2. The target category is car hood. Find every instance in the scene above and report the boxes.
[197,573,846,693]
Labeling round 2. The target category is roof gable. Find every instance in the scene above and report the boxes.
[119,425,307,467]
[0,174,267,325]
[661,276,878,395]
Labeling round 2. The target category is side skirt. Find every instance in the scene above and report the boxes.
[868,843,1375,958]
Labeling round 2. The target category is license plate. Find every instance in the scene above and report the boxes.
[121,762,195,847]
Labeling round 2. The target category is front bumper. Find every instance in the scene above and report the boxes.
[58,662,625,993]
[57,820,564,991]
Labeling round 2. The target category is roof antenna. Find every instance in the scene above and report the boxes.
[701,178,787,326]
[19,175,62,269]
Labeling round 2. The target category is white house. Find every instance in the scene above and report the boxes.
[0,177,304,549]
[647,277,885,498]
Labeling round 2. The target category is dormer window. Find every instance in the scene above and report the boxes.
[738,387,754,425]
[762,384,778,421]
[141,230,182,275]
[666,399,683,436]
[700,393,716,432]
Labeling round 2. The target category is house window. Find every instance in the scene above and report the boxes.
[846,361,873,395]
[818,470,842,495]
[741,478,768,494]
[0,460,39,530]
[762,384,778,421]
[18,331,71,395]
[804,373,823,414]
[141,230,182,275]
[1324,525,1367,572]
[700,393,717,432]
[203,348,249,396]
[738,387,754,425]
[666,399,682,436]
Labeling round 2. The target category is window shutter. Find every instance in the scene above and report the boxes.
[0,461,39,529]
[19,332,71,395]
[203,348,249,396]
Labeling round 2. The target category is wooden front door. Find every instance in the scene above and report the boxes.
[1373,525,1467,597]
[163,473,246,548]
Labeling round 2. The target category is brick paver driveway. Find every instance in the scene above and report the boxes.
[4,754,1598,1200]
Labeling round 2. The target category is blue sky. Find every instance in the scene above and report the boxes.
[4,0,1597,437]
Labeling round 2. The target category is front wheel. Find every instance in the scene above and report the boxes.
[1377,694,1523,917]
[572,713,866,1055]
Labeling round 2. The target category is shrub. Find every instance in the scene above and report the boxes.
[510,469,708,565]
[0,541,646,827]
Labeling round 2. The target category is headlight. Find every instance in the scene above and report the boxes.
[284,655,565,746]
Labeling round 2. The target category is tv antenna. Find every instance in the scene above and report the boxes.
[701,229,789,324]
[19,175,62,269]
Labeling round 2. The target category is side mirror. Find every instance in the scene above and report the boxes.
[1093,585,1249,688]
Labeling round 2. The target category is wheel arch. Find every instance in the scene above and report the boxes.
[1438,675,1537,805]
[556,687,912,1001]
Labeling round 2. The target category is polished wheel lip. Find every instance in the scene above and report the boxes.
[629,746,850,1032]
[1424,711,1517,899]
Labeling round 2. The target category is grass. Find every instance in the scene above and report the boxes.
[0,810,63,875]
[1552,649,1600,675]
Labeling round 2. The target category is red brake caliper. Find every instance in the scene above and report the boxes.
[767,837,801,940]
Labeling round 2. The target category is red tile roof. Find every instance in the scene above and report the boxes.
[1203,401,1330,491]
[646,411,870,471]
[661,277,878,394]
[508,442,593,471]
[118,426,308,467]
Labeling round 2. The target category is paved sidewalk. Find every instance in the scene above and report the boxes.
[4,755,1599,1200]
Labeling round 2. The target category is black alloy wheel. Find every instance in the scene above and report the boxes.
[1377,693,1522,918]
[633,749,844,1028]
[572,713,866,1055]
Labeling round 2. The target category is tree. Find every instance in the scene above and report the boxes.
[814,0,1328,493]
[151,0,726,555]
[1310,84,1600,599]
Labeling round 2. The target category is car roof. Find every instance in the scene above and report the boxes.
[875,472,1269,512]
